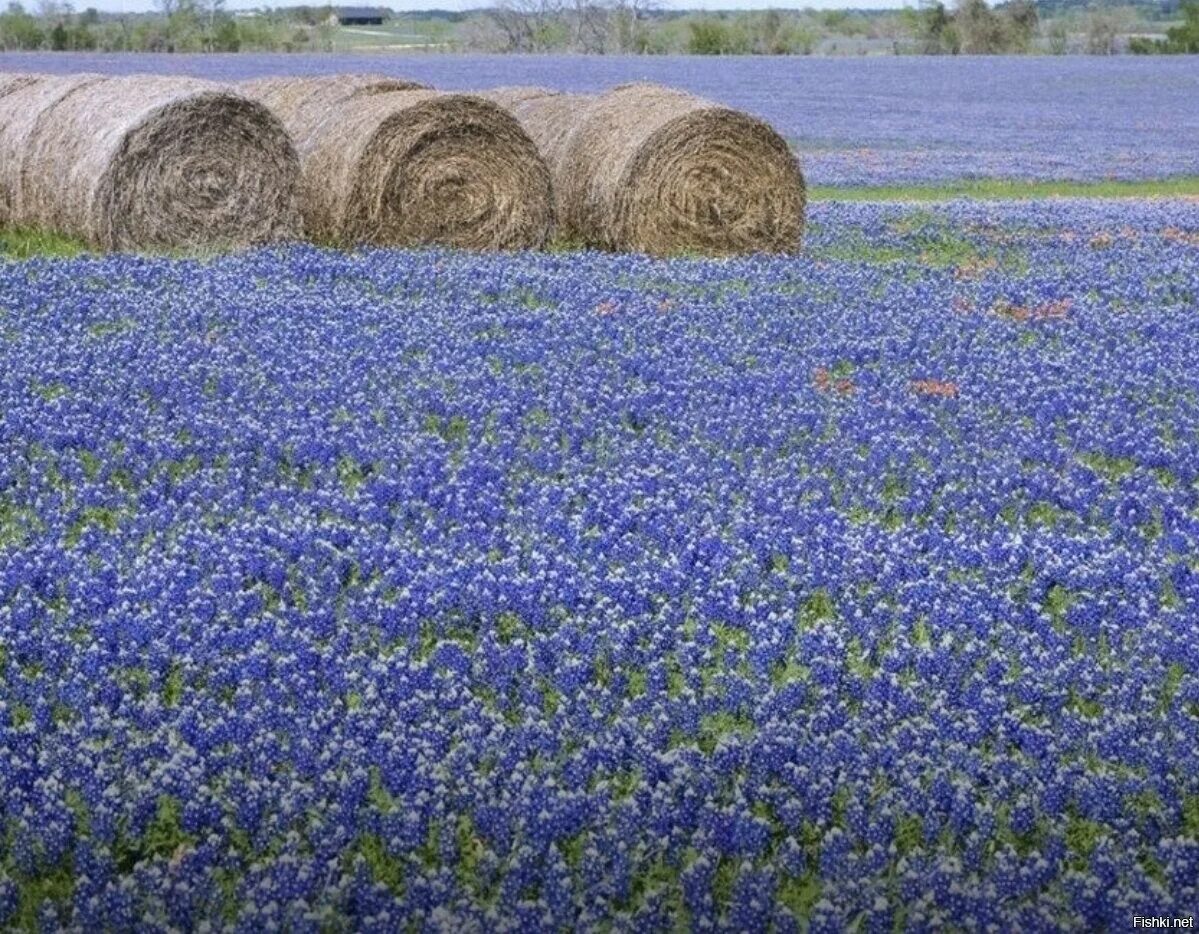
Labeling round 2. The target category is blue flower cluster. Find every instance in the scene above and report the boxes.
[3,54,1197,187]
[1,199,1198,930]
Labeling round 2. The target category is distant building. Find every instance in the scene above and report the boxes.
[335,7,387,26]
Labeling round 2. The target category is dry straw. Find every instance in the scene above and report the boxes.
[484,82,805,256]
[0,73,107,228]
[1,73,301,250]
[0,72,43,98]
[240,74,428,151]
[241,75,554,250]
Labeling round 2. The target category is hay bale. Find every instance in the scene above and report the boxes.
[479,87,588,232]
[0,72,43,98]
[241,76,554,250]
[0,73,107,227]
[485,82,805,256]
[239,74,428,154]
[12,75,301,251]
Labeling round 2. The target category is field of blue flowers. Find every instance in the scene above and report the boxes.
[3,53,1197,187]
[0,198,1197,929]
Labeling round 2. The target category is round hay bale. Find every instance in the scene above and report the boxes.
[0,73,107,227]
[15,75,301,251]
[487,82,805,256]
[243,77,553,250]
[239,74,428,154]
[479,87,587,234]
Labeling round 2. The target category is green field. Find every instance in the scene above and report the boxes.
[329,22,452,52]
[0,227,86,260]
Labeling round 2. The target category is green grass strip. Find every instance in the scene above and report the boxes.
[0,227,87,259]
[811,176,1199,202]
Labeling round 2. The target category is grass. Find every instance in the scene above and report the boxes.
[330,21,452,51]
[811,176,1199,202]
[0,227,86,260]
[809,208,1004,268]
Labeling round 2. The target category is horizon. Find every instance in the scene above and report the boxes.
[70,0,920,17]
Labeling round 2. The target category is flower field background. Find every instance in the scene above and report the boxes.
[1,199,1197,929]
[2,53,1197,187]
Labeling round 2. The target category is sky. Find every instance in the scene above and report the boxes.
[82,0,916,17]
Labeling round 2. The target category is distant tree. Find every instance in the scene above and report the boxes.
[610,0,657,53]
[211,14,239,49]
[955,0,1006,52]
[230,12,279,50]
[487,0,565,52]
[687,16,727,54]
[49,16,67,47]
[1083,7,1128,53]
[1001,0,1038,50]
[820,9,849,31]
[1127,34,1166,52]
[69,19,95,46]
[1046,18,1069,53]
[748,10,816,54]
[313,10,336,50]
[0,1,46,47]
[1166,0,1199,50]
[757,7,783,52]
[200,0,226,51]
[272,23,305,49]
[913,0,955,53]
[131,16,169,49]
[570,0,609,53]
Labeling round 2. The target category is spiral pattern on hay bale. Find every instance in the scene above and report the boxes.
[485,82,805,256]
[242,75,554,251]
[2,73,302,251]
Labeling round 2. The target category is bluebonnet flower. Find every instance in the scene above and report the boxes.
[0,199,1197,928]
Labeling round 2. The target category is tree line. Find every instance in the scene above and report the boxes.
[0,1,340,52]
[1,0,1195,55]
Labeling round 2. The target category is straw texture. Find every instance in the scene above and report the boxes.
[0,73,106,227]
[242,75,554,250]
[239,74,428,152]
[0,72,43,98]
[4,73,302,250]
[486,82,805,255]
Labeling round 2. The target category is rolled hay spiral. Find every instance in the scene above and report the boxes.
[9,74,302,252]
[485,82,805,256]
[241,76,554,251]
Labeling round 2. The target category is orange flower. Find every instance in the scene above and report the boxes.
[992,297,1072,321]
[911,378,959,399]
[813,367,855,396]
[1163,227,1199,247]
[954,257,998,280]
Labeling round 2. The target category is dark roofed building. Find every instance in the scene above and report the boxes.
[335,7,387,25]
